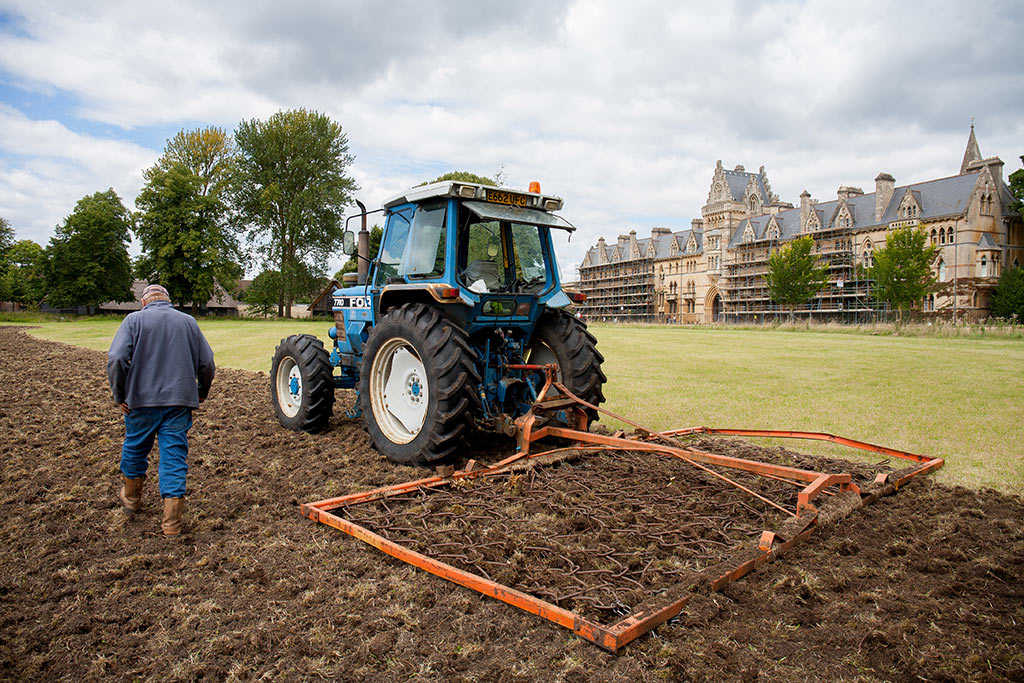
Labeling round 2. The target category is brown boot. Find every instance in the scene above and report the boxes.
[119,475,145,515]
[161,497,185,536]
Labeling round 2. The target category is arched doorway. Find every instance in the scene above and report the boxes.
[704,286,721,323]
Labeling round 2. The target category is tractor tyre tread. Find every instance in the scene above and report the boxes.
[533,309,606,423]
[270,333,335,434]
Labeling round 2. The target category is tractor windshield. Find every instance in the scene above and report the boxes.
[458,211,549,294]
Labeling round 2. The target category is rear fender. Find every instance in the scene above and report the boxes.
[377,284,472,321]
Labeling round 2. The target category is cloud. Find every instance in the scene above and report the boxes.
[0,105,155,244]
[0,0,1021,276]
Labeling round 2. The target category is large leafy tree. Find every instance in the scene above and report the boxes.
[241,270,282,318]
[0,216,12,255]
[868,226,938,322]
[2,240,47,306]
[45,189,134,309]
[420,171,497,186]
[765,235,829,321]
[232,109,357,317]
[1007,155,1024,222]
[990,266,1024,320]
[135,161,243,314]
[135,127,242,314]
[157,126,237,198]
[0,217,13,300]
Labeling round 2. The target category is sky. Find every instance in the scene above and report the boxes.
[1,0,1022,279]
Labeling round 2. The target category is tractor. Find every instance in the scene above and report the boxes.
[270,180,606,465]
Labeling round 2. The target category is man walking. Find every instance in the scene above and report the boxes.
[107,284,215,536]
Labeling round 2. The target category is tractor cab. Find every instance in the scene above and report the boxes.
[364,181,579,333]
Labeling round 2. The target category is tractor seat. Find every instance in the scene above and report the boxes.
[464,260,501,293]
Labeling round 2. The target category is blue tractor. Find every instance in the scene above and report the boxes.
[270,180,606,465]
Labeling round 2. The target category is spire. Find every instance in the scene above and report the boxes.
[960,121,981,174]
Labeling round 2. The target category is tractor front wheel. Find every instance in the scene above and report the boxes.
[360,303,480,465]
[270,334,335,433]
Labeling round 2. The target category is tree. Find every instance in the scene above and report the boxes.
[990,266,1024,320]
[45,189,134,309]
[134,161,243,314]
[1,240,47,306]
[1007,155,1024,222]
[334,224,382,279]
[0,216,12,255]
[0,217,13,301]
[232,108,357,317]
[157,127,237,198]
[868,226,938,322]
[765,235,829,321]
[241,270,282,317]
[420,171,497,186]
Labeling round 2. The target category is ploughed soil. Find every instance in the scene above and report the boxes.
[0,326,1022,682]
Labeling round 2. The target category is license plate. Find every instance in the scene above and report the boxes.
[485,190,530,207]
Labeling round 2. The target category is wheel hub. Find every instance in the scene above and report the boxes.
[372,340,429,443]
[275,357,303,419]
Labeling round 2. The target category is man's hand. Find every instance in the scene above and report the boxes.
[118,402,130,415]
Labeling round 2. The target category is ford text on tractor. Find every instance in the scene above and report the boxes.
[270,180,606,464]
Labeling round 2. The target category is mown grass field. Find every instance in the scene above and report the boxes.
[9,315,1022,493]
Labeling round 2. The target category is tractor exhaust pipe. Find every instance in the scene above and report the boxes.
[355,199,369,286]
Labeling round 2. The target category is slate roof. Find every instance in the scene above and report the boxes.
[99,279,250,312]
[730,172,981,248]
[581,228,702,267]
[723,169,770,202]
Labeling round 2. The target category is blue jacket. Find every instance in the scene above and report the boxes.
[107,301,216,409]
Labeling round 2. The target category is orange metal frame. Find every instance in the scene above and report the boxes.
[301,369,944,652]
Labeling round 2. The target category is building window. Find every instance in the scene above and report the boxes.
[946,227,954,243]
[938,260,946,281]
[981,255,988,277]
[930,228,937,243]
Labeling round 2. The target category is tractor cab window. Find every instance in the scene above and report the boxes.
[510,223,546,285]
[375,209,412,287]
[458,209,550,294]
[463,220,504,292]
[399,202,446,279]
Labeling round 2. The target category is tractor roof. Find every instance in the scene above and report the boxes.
[383,181,565,214]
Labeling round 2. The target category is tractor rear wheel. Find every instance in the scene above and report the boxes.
[270,334,335,433]
[526,309,606,424]
[360,303,481,465]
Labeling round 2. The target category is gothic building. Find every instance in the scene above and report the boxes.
[577,127,1022,322]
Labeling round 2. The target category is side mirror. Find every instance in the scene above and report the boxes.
[342,230,355,255]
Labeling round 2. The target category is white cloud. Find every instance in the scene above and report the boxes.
[0,0,1021,275]
[0,105,155,244]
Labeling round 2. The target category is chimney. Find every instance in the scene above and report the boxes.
[628,229,638,256]
[875,173,895,222]
[837,186,864,201]
[651,227,671,237]
[799,190,812,230]
[691,218,704,231]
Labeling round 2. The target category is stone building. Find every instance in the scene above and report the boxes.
[577,127,1022,322]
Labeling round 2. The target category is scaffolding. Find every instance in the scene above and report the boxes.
[720,226,887,323]
[578,261,656,322]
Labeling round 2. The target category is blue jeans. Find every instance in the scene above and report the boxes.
[120,406,193,498]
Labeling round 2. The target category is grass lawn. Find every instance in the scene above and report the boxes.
[591,324,1023,494]
[10,316,1022,494]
